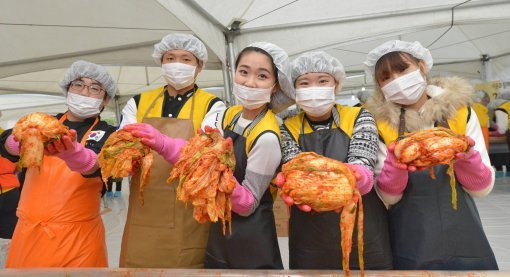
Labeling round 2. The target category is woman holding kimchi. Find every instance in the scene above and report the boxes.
[276,51,392,270]
[365,40,497,270]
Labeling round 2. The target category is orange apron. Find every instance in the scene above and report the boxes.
[120,90,210,268]
[6,114,107,268]
[0,156,19,192]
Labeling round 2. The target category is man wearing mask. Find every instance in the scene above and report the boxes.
[118,33,225,268]
[0,60,117,267]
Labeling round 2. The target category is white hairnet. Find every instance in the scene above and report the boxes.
[291,51,346,94]
[248,42,295,113]
[364,40,433,77]
[59,60,117,98]
[152,33,208,65]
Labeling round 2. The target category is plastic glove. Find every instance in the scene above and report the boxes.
[274,172,313,213]
[455,136,476,161]
[376,143,411,196]
[345,163,373,195]
[453,136,492,191]
[231,179,255,216]
[44,129,97,174]
[5,135,20,156]
[123,123,167,153]
[124,123,187,164]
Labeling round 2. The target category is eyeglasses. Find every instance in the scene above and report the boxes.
[69,81,105,95]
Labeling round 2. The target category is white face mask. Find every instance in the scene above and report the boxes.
[295,86,336,117]
[381,69,427,105]
[161,63,196,90]
[232,82,273,110]
[66,92,103,119]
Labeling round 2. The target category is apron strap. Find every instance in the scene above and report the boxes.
[398,107,452,138]
[59,113,100,145]
[226,106,269,137]
[435,118,451,129]
[398,107,406,138]
[142,88,166,121]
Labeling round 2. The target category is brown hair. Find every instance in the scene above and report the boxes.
[374,52,420,84]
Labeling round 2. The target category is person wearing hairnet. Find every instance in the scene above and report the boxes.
[274,51,392,269]
[194,42,294,269]
[118,34,226,268]
[472,91,490,149]
[0,60,117,267]
[365,40,497,270]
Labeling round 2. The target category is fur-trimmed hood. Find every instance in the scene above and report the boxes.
[366,76,474,132]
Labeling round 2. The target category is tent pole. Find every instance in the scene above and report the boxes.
[221,62,231,105]
[481,54,491,81]
[225,31,238,106]
[113,94,121,126]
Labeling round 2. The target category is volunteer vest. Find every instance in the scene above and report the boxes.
[136,86,217,132]
[283,104,362,141]
[472,102,489,128]
[221,105,281,155]
[497,101,510,129]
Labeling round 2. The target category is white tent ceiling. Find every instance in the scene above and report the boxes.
[1,0,510,108]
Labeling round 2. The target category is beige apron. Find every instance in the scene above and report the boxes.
[120,90,211,268]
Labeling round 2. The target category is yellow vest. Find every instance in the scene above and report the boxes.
[377,106,470,145]
[471,102,489,128]
[283,105,362,142]
[136,86,217,133]
[497,101,510,129]
[222,105,281,155]
[223,106,281,200]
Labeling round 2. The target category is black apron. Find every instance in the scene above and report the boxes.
[289,108,392,269]
[389,110,498,270]
[204,108,283,269]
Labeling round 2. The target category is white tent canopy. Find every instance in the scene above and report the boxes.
[1,0,510,115]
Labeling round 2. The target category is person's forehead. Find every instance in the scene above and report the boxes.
[297,72,333,80]
[76,77,100,84]
[163,49,195,57]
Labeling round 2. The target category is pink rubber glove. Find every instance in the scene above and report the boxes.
[274,172,314,213]
[454,137,492,191]
[44,130,97,174]
[231,180,255,216]
[124,123,186,164]
[6,134,20,156]
[345,163,374,195]
[376,143,414,196]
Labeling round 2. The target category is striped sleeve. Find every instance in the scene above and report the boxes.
[347,109,378,172]
[280,124,301,164]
